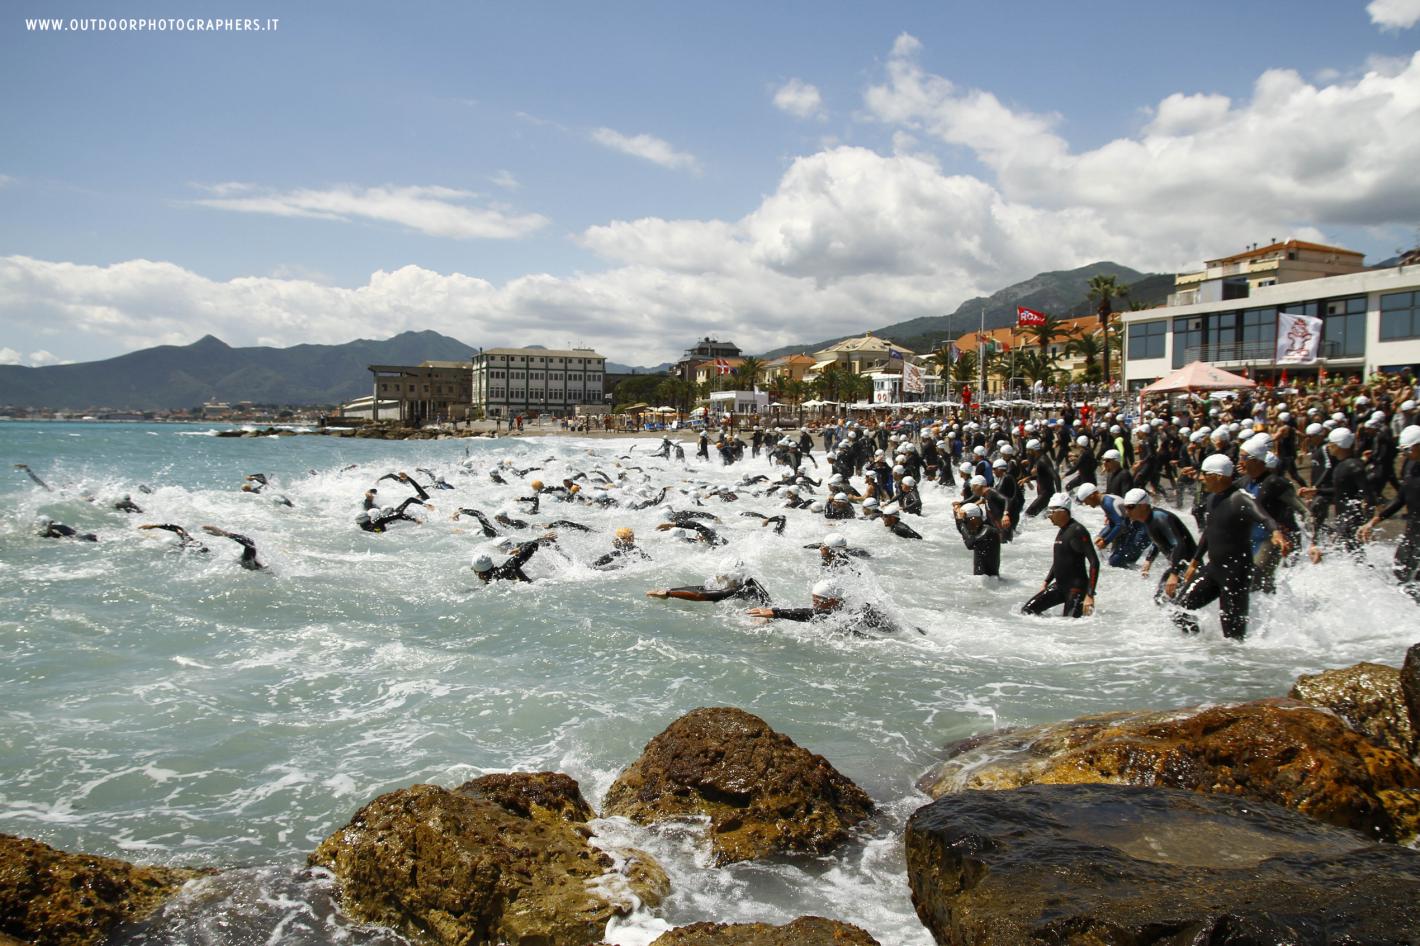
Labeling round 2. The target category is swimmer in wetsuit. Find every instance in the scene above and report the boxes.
[745,579,899,635]
[452,508,499,537]
[378,471,431,502]
[954,502,1001,577]
[138,523,208,552]
[201,526,265,570]
[356,497,430,533]
[471,534,556,583]
[593,528,650,569]
[647,571,770,604]
[113,495,143,514]
[38,519,97,542]
[1021,492,1098,618]
[15,464,53,492]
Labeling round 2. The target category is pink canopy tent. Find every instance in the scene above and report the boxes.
[1140,361,1257,395]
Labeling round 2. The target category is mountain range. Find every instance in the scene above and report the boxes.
[753,262,1170,360]
[0,261,1170,410]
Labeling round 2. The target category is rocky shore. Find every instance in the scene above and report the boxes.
[4,646,1419,946]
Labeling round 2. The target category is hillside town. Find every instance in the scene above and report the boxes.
[331,239,1420,431]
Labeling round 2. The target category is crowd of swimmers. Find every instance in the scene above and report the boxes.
[13,373,1420,640]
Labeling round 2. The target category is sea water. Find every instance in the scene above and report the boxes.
[1,421,1414,945]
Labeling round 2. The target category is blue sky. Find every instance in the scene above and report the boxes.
[3,0,1419,367]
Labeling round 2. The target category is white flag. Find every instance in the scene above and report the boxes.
[903,361,925,394]
[1275,312,1322,364]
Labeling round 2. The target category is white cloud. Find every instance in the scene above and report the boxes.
[0,347,22,365]
[0,174,13,188]
[491,170,521,191]
[1369,0,1420,29]
[27,350,67,366]
[773,79,826,120]
[590,128,700,172]
[191,183,548,239]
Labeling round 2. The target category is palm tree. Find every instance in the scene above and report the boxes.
[1015,349,1057,387]
[948,349,978,385]
[1087,275,1128,386]
[782,378,810,426]
[841,371,872,405]
[1019,315,1077,368]
[1066,330,1107,382]
[732,356,764,391]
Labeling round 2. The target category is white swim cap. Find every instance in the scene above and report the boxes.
[1074,483,1099,502]
[824,533,848,549]
[1200,454,1234,477]
[1046,492,1072,511]
[1305,423,1323,436]
[991,458,1007,469]
[1399,425,1420,450]
[902,475,916,487]
[1076,436,1089,446]
[961,502,984,519]
[833,492,849,502]
[1101,449,1120,461]
[1000,444,1015,456]
[810,501,826,513]
[811,579,841,600]
[881,503,901,516]
[969,474,987,488]
[862,497,880,508]
[472,554,494,572]
[1122,487,1150,506]
[1327,428,1355,449]
[1240,437,1269,460]
[1026,439,1042,451]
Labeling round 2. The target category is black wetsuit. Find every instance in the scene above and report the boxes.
[361,497,425,533]
[209,530,263,570]
[1311,456,1376,553]
[1175,482,1281,639]
[114,496,143,514]
[143,523,208,552]
[1140,508,1196,601]
[766,602,897,635]
[663,578,770,605]
[883,518,922,540]
[1375,456,1420,601]
[899,488,923,516]
[591,545,650,569]
[957,518,1001,576]
[1024,454,1059,517]
[457,508,499,537]
[481,538,554,582]
[41,522,98,542]
[1022,518,1098,618]
[1063,448,1098,490]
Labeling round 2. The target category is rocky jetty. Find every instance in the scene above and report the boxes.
[0,833,207,946]
[906,783,1420,945]
[310,775,668,946]
[918,698,1420,843]
[1290,660,1416,757]
[602,707,873,865]
[649,916,880,945]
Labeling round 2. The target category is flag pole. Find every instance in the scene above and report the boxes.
[978,306,986,406]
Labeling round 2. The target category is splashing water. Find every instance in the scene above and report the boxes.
[2,421,1414,945]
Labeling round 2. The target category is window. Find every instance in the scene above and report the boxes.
[1240,307,1276,354]
[1381,291,1420,341]
[1128,321,1166,360]
[1322,296,1366,358]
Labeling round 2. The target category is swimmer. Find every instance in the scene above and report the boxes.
[363,489,379,510]
[200,526,265,570]
[38,518,97,542]
[593,527,650,569]
[954,503,1000,577]
[745,579,898,635]
[452,508,499,537]
[138,523,209,552]
[415,467,456,490]
[807,533,871,570]
[495,512,529,530]
[880,504,922,540]
[655,521,726,545]
[378,471,431,502]
[15,464,53,492]
[356,497,431,533]
[741,511,787,534]
[1021,493,1097,618]
[647,569,770,604]
[113,495,143,514]
[471,534,557,583]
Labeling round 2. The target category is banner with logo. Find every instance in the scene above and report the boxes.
[1275,312,1322,364]
[903,361,924,394]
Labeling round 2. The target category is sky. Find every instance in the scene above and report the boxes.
[2,0,1419,368]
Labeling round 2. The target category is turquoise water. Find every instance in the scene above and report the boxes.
[2,420,1414,945]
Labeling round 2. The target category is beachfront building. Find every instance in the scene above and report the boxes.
[470,347,607,418]
[1167,239,1366,307]
[673,337,742,383]
[1121,253,1420,388]
[762,353,816,384]
[953,314,1103,391]
[367,360,473,425]
[808,333,918,379]
[691,356,745,387]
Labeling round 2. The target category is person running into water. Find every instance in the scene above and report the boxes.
[201,526,265,570]
[1021,492,1098,618]
[954,502,1001,577]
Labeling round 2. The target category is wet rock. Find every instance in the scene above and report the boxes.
[1405,642,1420,751]
[906,784,1420,946]
[0,833,208,946]
[1290,661,1414,756]
[602,707,873,865]
[649,916,880,945]
[918,699,1420,843]
[310,780,668,946]
[455,771,596,824]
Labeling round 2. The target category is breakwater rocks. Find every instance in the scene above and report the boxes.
[648,916,880,944]
[917,698,1420,844]
[602,706,874,865]
[905,783,1420,945]
[309,776,667,946]
[0,834,209,946]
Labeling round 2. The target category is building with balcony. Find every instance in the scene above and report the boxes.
[1121,262,1420,388]
[1166,240,1365,307]
[367,361,473,425]
[471,348,606,418]
[762,353,816,384]
[673,337,742,382]
[809,333,919,378]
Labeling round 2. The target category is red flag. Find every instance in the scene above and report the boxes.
[1280,368,1288,386]
[715,358,732,376]
[1016,306,1047,327]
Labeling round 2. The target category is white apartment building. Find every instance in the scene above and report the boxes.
[471,347,607,418]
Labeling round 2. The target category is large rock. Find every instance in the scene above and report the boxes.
[1404,642,1420,748]
[0,833,207,946]
[310,777,668,946]
[649,916,880,945]
[602,708,873,865]
[1290,661,1415,756]
[918,699,1420,843]
[906,784,1420,946]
